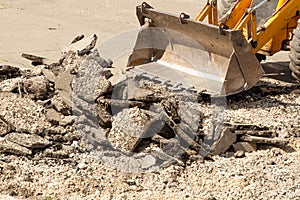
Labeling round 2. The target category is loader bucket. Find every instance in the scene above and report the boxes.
[127,3,264,96]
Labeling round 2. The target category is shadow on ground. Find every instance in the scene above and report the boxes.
[224,61,300,109]
[262,61,298,83]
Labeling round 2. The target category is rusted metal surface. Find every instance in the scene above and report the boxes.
[128,3,264,96]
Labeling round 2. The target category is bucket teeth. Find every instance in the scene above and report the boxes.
[127,68,199,93]
[128,3,264,96]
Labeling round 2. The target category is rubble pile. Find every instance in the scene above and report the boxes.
[0,35,101,158]
[0,34,294,167]
[95,77,288,160]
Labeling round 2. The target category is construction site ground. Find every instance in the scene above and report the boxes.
[0,0,299,199]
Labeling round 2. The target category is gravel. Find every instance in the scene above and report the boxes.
[0,144,299,199]
[0,69,299,200]
[0,35,299,199]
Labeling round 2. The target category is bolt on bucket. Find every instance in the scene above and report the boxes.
[127,3,264,96]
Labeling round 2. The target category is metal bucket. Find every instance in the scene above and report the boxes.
[127,3,264,96]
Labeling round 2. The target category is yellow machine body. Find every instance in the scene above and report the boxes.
[128,1,300,95]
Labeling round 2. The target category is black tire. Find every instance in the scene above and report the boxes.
[289,50,300,66]
[292,27,300,39]
[290,36,300,53]
[289,20,300,81]
[290,62,300,74]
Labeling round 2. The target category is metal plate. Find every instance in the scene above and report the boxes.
[128,3,264,95]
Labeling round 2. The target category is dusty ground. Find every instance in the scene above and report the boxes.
[0,0,200,67]
[0,145,300,200]
[0,1,300,200]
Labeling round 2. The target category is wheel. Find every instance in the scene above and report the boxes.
[290,36,300,53]
[289,20,300,81]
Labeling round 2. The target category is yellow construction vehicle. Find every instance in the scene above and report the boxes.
[127,0,300,96]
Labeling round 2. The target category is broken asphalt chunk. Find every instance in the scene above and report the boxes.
[5,132,50,149]
[108,107,151,152]
[240,135,287,145]
[62,34,98,56]
[232,142,257,152]
[95,76,113,97]
[0,65,20,79]
[210,128,237,155]
[23,76,49,99]
[0,137,32,156]
[45,108,61,125]
[22,53,47,65]
[0,118,11,137]
[41,68,56,83]
[0,77,22,93]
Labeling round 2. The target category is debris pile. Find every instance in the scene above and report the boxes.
[0,35,102,158]
[0,34,293,166]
